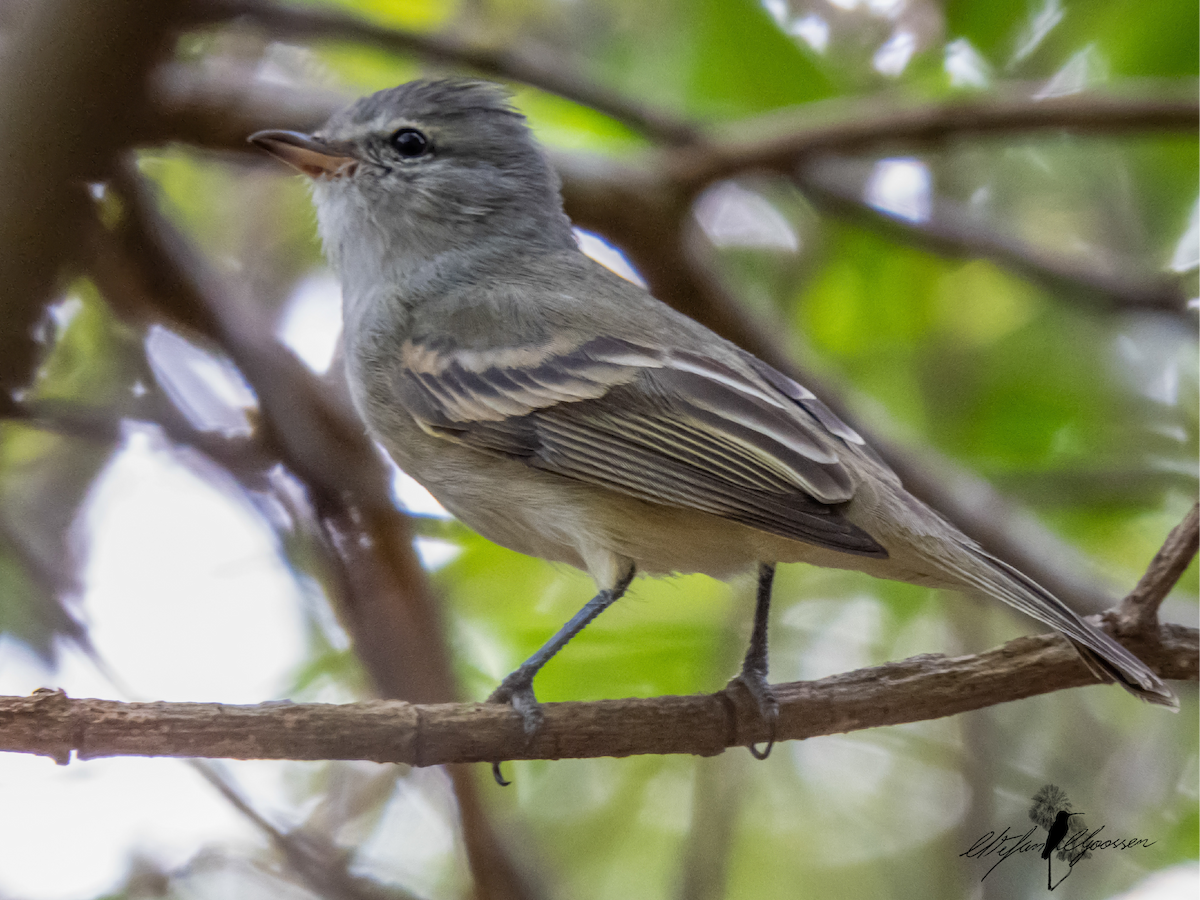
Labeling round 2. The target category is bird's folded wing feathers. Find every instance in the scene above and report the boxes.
[396,334,887,557]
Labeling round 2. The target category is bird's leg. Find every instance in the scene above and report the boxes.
[730,562,779,760]
[488,565,635,781]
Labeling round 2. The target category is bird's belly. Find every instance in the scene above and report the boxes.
[420,455,769,581]
[382,432,772,583]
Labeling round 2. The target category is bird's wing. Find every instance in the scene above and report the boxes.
[395,333,887,557]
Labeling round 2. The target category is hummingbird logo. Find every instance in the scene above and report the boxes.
[1029,785,1089,890]
[1042,810,1086,860]
[962,782,1156,886]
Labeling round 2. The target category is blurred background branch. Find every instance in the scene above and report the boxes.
[0,0,180,390]
[1118,501,1199,631]
[191,0,700,143]
[191,760,430,900]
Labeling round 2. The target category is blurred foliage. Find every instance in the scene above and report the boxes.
[0,0,1197,899]
[0,281,145,658]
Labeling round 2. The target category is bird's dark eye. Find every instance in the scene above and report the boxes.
[390,128,430,159]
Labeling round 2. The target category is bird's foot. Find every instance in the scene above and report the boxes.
[487,672,545,735]
[729,667,779,760]
[486,671,544,785]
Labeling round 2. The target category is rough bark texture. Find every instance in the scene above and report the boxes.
[4,622,1194,767]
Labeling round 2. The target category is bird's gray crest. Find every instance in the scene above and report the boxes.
[318,78,527,145]
[338,78,518,124]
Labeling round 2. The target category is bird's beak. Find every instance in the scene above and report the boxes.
[248,130,359,179]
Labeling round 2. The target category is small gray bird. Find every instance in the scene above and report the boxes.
[250,79,1176,756]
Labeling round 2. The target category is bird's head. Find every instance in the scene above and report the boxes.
[250,79,574,290]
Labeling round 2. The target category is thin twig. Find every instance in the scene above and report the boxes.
[191,761,426,900]
[664,87,1200,185]
[190,0,697,144]
[793,156,1190,319]
[1117,503,1199,632]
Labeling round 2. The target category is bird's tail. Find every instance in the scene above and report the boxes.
[933,543,1178,710]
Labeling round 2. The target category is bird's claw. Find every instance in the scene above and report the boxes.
[487,674,544,786]
[487,676,545,736]
[729,667,779,760]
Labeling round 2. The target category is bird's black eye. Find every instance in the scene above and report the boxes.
[390,127,430,159]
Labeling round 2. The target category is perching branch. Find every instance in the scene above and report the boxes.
[3,505,1195,767]
[2,622,1193,767]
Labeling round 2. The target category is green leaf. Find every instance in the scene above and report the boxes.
[1072,0,1199,78]
[943,0,1033,61]
[681,0,836,117]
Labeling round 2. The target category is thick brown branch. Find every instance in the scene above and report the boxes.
[2,623,1193,767]
[0,0,182,393]
[1118,503,1200,632]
